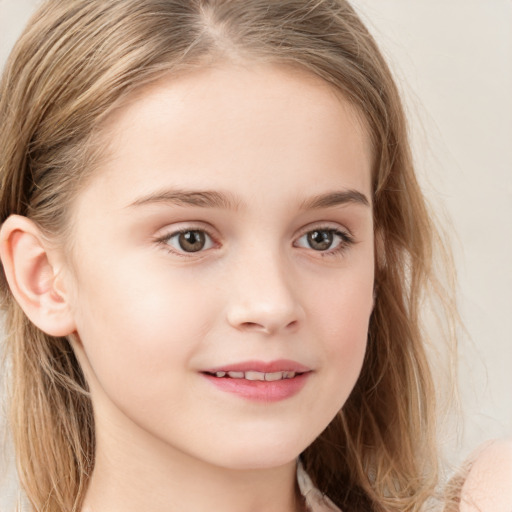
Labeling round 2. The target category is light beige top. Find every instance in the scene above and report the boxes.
[298,439,512,512]
[297,462,341,512]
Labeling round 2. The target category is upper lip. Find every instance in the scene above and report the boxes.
[203,359,311,374]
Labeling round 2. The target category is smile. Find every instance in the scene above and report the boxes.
[201,360,311,402]
[207,370,299,381]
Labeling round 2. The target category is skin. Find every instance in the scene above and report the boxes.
[1,63,375,512]
[459,439,512,512]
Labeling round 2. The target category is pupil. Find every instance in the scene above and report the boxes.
[308,230,333,251]
[179,231,205,252]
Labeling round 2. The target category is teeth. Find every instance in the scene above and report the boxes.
[214,371,298,380]
[227,371,245,379]
[265,371,284,381]
[245,371,265,381]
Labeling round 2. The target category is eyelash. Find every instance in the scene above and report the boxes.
[156,226,355,258]
[156,227,218,258]
[294,228,355,257]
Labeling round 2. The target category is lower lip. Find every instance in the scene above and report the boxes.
[202,372,310,402]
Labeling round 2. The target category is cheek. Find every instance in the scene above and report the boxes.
[308,268,374,395]
[69,257,217,403]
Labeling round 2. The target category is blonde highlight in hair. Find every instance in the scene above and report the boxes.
[0,1,457,511]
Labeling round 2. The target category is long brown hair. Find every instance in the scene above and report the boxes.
[0,1,456,510]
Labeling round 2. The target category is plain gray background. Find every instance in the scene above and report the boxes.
[1,0,511,507]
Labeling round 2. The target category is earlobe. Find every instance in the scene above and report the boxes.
[0,215,76,337]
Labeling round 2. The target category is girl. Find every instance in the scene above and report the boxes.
[0,0,464,511]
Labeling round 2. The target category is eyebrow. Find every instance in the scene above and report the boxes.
[299,190,370,210]
[127,189,240,210]
[126,188,370,211]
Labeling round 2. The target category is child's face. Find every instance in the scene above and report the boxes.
[66,63,375,469]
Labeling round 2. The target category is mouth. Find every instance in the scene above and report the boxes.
[200,360,312,402]
[203,370,303,381]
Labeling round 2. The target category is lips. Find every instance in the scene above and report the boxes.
[203,359,311,375]
[201,360,312,402]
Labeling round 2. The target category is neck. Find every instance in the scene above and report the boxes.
[81,412,304,512]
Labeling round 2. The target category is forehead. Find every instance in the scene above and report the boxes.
[78,62,372,213]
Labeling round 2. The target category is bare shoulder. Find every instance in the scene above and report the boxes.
[460,438,512,512]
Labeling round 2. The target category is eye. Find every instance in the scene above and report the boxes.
[295,228,352,252]
[164,229,214,253]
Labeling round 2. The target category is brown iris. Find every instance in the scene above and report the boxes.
[307,230,334,251]
[178,231,206,252]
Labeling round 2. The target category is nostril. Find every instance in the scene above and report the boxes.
[226,299,304,335]
[238,319,299,334]
[286,320,299,330]
[240,321,265,331]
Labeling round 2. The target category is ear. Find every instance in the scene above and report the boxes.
[0,215,76,337]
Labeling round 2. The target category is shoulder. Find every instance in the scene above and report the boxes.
[459,438,512,512]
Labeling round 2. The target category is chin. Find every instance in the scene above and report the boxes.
[205,432,313,471]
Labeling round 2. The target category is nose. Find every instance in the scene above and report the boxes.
[225,250,304,336]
